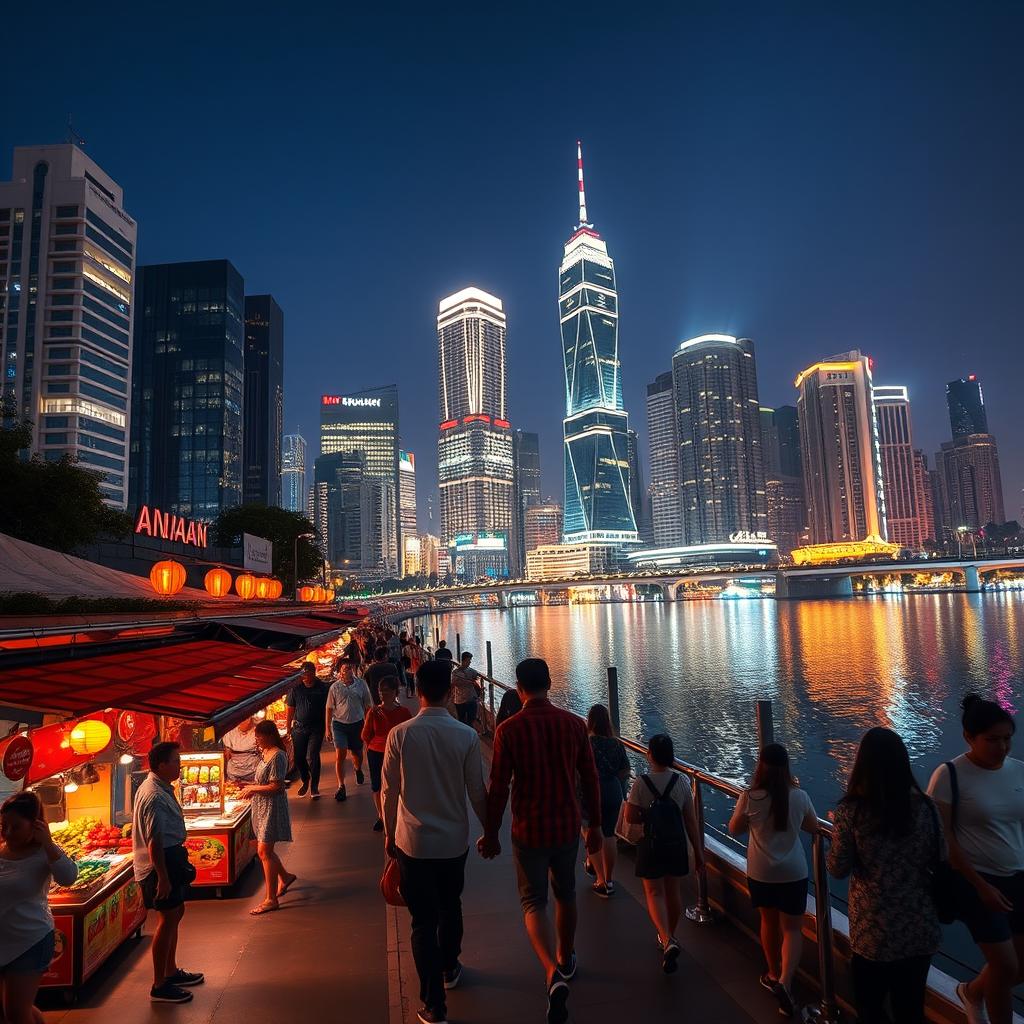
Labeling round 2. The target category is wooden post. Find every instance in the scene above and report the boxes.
[607,666,620,735]
[756,700,774,748]
[456,632,462,659]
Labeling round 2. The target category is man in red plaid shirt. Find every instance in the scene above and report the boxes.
[479,658,602,1024]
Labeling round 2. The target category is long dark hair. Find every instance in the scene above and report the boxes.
[587,704,615,738]
[254,720,286,751]
[1,790,43,822]
[752,743,793,831]
[842,727,922,837]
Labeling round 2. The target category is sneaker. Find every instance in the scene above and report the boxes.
[150,983,193,1004]
[169,968,204,987]
[416,1008,447,1024]
[310,790,321,800]
[546,976,570,1024]
[662,937,680,975]
[591,881,610,898]
[583,858,596,878]
[772,981,795,1018]
[297,782,309,797]
[372,818,384,832]
[356,768,365,785]
[605,880,615,895]
[956,981,990,1024]
[443,962,463,989]
[556,951,577,981]
[335,786,346,802]
[759,973,777,992]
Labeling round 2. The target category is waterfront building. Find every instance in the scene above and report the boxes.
[320,386,401,576]
[947,375,988,439]
[558,143,637,546]
[760,404,806,557]
[772,405,803,479]
[625,540,779,572]
[448,531,511,582]
[874,386,925,549]
[765,478,806,558]
[417,533,441,578]
[512,429,541,576]
[914,450,936,544]
[437,287,513,579]
[525,504,564,556]
[399,449,417,575]
[1,144,137,507]
[646,370,682,548]
[130,259,244,519]
[672,334,767,545]
[795,350,887,544]
[627,428,651,542]
[935,433,1005,532]
[242,295,284,507]
[526,542,617,581]
[281,433,306,513]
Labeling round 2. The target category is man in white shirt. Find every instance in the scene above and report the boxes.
[222,717,259,782]
[325,657,373,803]
[382,660,487,1024]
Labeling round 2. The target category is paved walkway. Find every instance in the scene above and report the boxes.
[39,722,773,1024]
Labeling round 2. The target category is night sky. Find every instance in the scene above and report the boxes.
[4,3,1023,529]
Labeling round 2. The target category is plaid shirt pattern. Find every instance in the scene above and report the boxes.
[485,698,601,848]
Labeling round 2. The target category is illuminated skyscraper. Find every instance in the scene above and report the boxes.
[525,504,564,555]
[511,429,541,575]
[874,386,925,549]
[281,433,306,513]
[646,371,682,547]
[935,433,1005,532]
[399,450,418,576]
[947,375,988,439]
[558,143,637,545]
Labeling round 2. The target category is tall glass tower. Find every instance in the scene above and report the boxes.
[558,143,637,545]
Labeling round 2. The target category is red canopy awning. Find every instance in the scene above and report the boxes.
[215,615,340,638]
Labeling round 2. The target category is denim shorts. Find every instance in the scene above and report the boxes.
[960,870,1024,944]
[513,840,579,913]
[1,930,56,975]
[331,719,364,753]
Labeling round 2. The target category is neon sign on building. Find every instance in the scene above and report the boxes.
[134,506,209,547]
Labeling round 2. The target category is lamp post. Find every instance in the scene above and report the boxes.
[294,532,316,599]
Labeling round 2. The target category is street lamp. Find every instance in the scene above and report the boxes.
[294,532,316,598]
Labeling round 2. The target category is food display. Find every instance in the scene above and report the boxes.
[178,752,225,814]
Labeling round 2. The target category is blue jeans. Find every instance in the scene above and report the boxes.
[455,700,477,726]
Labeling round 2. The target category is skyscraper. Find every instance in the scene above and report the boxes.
[795,350,887,544]
[129,259,244,519]
[935,433,1005,532]
[558,143,637,546]
[0,144,137,507]
[947,375,988,439]
[436,287,514,578]
[320,386,400,576]
[913,450,936,544]
[242,295,284,506]
[646,371,682,547]
[525,504,564,555]
[759,405,806,557]
[399,450,418,576]
[626,428,651,542]
[281,433,306,513]
[874,386,924,549]
[672,334,767,544]
[773,405,803,479]
[512,429,541,576]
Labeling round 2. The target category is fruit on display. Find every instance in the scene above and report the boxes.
[51,858,111,893]
[83,823,130,854]
[50,818,101,860]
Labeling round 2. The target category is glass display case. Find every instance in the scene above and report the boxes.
[177,751,225,815]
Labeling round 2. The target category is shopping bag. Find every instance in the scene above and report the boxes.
[380,856,405,907]
[614,802,644,846]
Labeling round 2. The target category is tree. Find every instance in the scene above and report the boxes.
[212,504,322,589]
[0,402,132,552]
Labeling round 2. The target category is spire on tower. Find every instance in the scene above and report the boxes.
[576,140,589,226]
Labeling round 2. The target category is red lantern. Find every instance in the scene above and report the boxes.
[235,574,257,600]
[255,577,273,600]
[298,585,315,603]
[150,560,186,596]
[204,567,232,598]
[269,579,283,599]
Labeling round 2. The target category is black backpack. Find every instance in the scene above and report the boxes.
[642,774,686,849]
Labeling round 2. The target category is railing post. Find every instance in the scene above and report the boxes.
[456,632,462,659]
[486,641,495,716]
[756,699,774,748]
[802,832,840,1023]
[607,666,620,735]
[435,626,440,646]
[685,777,713,923]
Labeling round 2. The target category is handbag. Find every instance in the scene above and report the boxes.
[930,761,972,925]
[614,800,644,846]
[380,856,405,907]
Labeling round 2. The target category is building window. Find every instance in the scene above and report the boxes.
[44,432,68,444]
[55,205,79,218]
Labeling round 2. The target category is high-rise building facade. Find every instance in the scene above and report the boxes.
[759,404,805,557]
[558,143,637,546]
[874,386,924,549]
[130,259,244,519]
[436,287,514,578]
[626,428,651,542]
[319,386,400,576]
[795,350,887,544]
[772,405,803,479]
[525,504,564,556]
[646,371,682,548]
[281,433,306,513]
[242,295,284,506]
[672,334,767,544]
[913,450,936,544]
[0,145,137,507]
[935,433,1005,532]
[511,429,541,576]
[399,450,418,575]
[947,375,988,439]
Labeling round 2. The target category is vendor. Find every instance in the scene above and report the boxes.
[222,717,260,783]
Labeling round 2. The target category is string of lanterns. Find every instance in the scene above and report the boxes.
[148,560,289,601]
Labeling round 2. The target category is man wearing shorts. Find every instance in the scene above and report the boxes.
[326,656,373,803]
[132,741,204,1004]
[480,658,602,1024]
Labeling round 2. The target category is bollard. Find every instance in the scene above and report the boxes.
[756,700,774,749]
[801,832,841,1023]
[435,626,440,646]
[684,778,714,923]
[486,640,493,679]
[456,632,462,659]
[607,666,621,735]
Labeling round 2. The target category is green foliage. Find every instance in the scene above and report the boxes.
[0,592,198,615]
[212,504,322,587]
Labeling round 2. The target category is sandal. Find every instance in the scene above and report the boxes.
[278,874,297,898]
[250,900,279,915]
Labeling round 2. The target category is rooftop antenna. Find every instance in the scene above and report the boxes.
[576,140,589,226]
[66,115,85,148]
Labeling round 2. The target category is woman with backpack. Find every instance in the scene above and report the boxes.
[828,727,944,1024]
[625,734,704,974]
[582,703,631,897]
[927,694,1024,1024]
[728,743,817,1017]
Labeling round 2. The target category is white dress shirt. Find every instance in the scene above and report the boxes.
[382,707,487,859]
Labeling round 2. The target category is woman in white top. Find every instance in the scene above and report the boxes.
[0,790,78,1023]
[728,743,817,1018]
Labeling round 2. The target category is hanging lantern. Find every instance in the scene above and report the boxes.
[68,719,112,756]
[150,560,186,596]
[298,585,315,603]
[204,567,232,598]
[256,577,274,600]
[313,585,326,603]
[269,579,283,599]
[235,574,257,600]
[325,588,335,602]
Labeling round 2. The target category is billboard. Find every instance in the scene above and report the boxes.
[453,531,508,552]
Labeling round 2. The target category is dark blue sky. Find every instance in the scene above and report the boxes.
[5,2,1023,529]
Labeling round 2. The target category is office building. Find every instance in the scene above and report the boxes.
[914,450,936,544]
[419,533,441,578]
[437,287,513,578]
[646,371,682,547]
[626,428,651,542]
[672,334,767,544]
[399,450,417,575]
[874,386,925,549]
[242,295,284,506]
[760,405,805,556]
[0,144,137,507]
[319,386,400,576]
[525,504,564,555]
[130,259,244,519]
[281,433,306,513]
[512,429,541,575]
[773,405,802,478]
[947,375,988,439]
[935,433,1005,532]
[526,542,617,581]
[558,143,637,545]
[795,350,886,544]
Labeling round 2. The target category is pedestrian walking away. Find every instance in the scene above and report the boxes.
[361,674,413,830]
[582,703,630,897]
[365,645,399,704]
[387,629,407,692]
[927,694,1024,1024]
[728,743,817,1017]
[241,721,296,916]
[451,652,496,731]
[828,727,945,1024]
[434,640,453,662]
[625,734,704,976]
[0,790,78,1023]
[132,741,204,1004]
[382,660,487,1024]
[326,657,373,803]
[480,657,602,1024]
[286,662,329,799]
